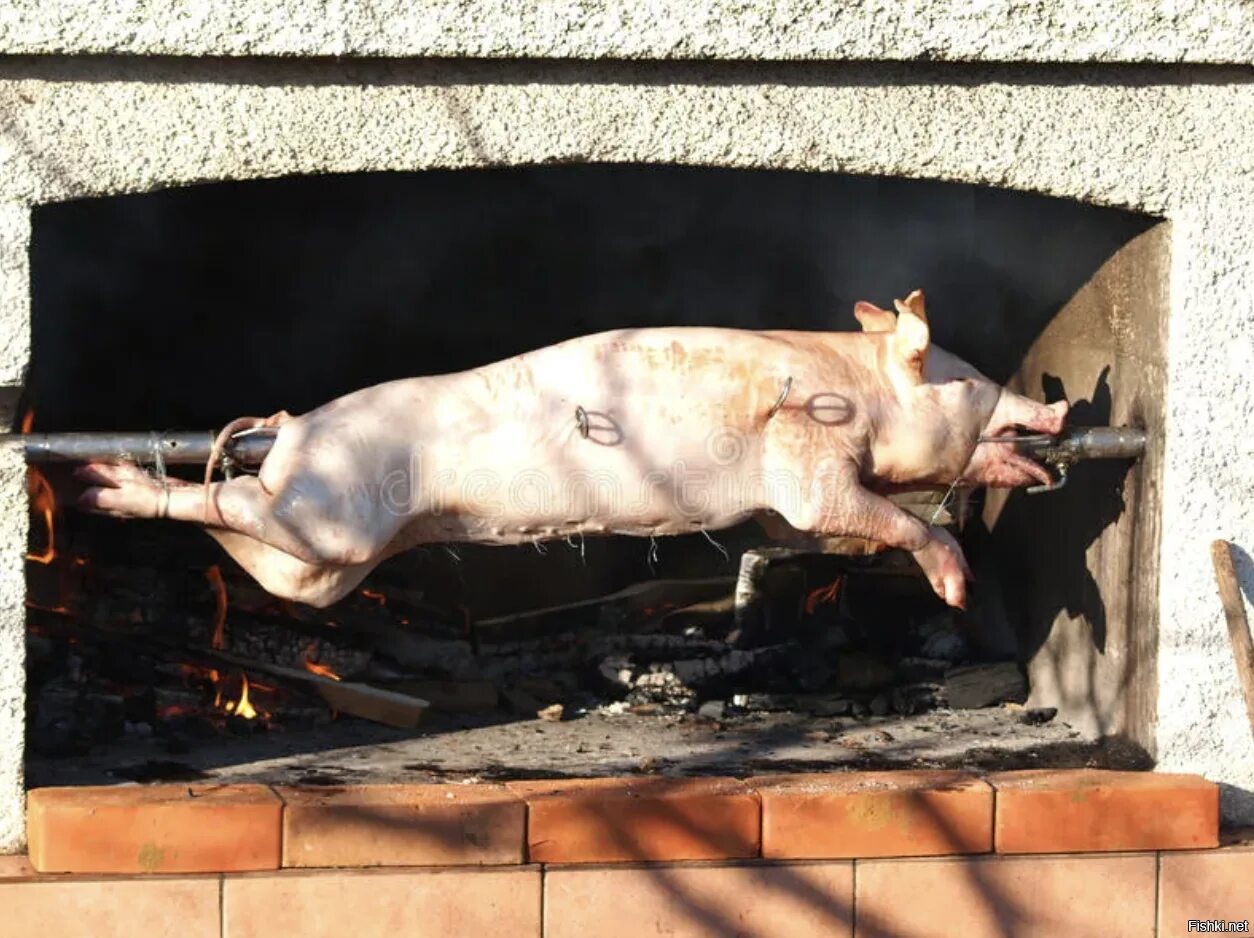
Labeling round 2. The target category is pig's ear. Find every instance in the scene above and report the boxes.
[891,290,930,382]
[892,289,928,323]
[853,301,896,333]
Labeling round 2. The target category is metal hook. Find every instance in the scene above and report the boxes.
[1027,462,1070,495]
[574,405,590,439]
[766,376,793,419]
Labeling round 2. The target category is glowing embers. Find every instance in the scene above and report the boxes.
[804,576,844,616]
[302,641,343,682]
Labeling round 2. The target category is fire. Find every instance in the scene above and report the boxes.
[25,467,57,565]
[196,569,265,719]
[359,588,387,606]
[302,641,341,681]
[204,565,227,649]
[223,673,259,720]
[804,576,844,615]
[21,408,57,565]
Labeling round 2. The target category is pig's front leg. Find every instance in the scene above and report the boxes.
[908,526,973,609]
[781,461,971,608]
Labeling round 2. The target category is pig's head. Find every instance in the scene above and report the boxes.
[855,290,1068,489]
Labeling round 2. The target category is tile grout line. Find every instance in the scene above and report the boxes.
[1153,851,1161,938]
[756,787,764,861]
[539,861,547,938]
[850,858,858,938]
[988,776,999,854]
[530,801,544,938]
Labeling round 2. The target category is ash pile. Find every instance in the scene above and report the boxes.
[474,549,1035,727]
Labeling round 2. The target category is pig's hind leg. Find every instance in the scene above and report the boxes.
[205,529,375,607]
[76,460,398,570]
[774,461,972,609]
[75,463,373,606]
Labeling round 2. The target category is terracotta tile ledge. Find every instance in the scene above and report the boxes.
[22,768,1221,874]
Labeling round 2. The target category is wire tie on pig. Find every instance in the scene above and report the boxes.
[766,376,793,419]
[147,431,171,518]
[147,431,168,484]
[574,406,590,439]
[929,477,962,526]
[700,528,731,562]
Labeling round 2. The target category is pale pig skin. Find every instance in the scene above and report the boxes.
[77,291,1066,610]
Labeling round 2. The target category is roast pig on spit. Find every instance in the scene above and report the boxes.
[23,291,1143,610]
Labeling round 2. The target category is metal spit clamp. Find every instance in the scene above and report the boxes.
[979,426,1149,495]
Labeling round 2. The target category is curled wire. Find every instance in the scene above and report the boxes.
[766,376,793,419]
[574,406,590,439]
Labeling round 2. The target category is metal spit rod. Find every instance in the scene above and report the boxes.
[14,428,280,466]
[1012,426,1148,464]
[9,425,1147,469]
[976,425,1148,494]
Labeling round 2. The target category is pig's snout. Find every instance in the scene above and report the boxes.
[984,393,1068,439]
[963,394,1069,489]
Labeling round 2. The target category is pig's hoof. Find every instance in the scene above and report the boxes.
[74,461,178,519]
[911,527,971,609]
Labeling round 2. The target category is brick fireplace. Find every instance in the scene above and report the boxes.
[0,0,1253,882]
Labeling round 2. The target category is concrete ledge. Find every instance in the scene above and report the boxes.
[1,1,1253,63]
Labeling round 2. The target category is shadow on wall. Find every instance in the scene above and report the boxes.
[966,368,1129,657]
[216,782,1069,936]
[26,165,1157,615]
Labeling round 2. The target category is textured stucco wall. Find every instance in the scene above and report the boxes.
[0,55,1252,846]
[0,204,28,853]
[1,1,1253,62]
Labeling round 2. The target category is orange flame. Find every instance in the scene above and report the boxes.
[25,467,57,565]
[20,408,34,434]
[223,673,259,720]
[804,576,844,615]
[205,565,227,650]
[302,641,342,681]
[359,588,387,606]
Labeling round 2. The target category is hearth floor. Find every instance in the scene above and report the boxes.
[26,705,1147,789]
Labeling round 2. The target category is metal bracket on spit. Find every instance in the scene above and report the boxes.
[1027,461,1069,495]
[977,426,1148,496]
[224,426,279,478]
[574,405,590,440]
[976,431,1070,495]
